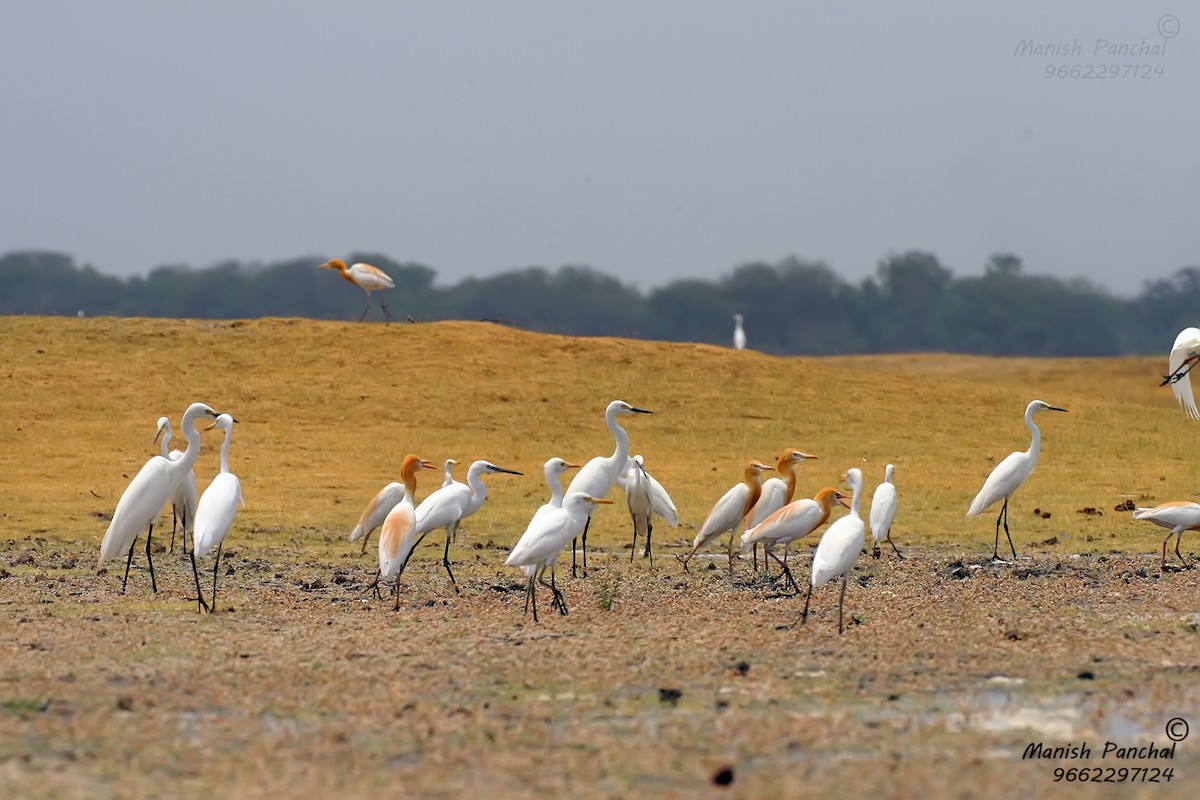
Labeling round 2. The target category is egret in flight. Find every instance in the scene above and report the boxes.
[798,468,865,634]
[733,314,747,350]
[565,400,653,576]
[679,460,772,573]
[966,400,1068,560]
[154,416,198,555]
[191,414,244,613]
[869,464,902,559]
[318,257,396,322]
[507,493,612,621]
[99,402,220,595]
[1131,501,1200,569]
[1162,327,1200,419]
[349,454,436,554]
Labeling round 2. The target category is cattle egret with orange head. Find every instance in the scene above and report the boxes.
[318,257,396,322]
[679,460,772,573]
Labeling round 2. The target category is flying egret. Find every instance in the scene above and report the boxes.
[565,400,653,577]
[318,257,396,322]
[966,400,1069,560]
[869,464,902,559]
[741,487,847,591]
[383,460,523,603]
[507,493,613,622]
[349,454,437,555]
[618,454,678,565]
[744,449,817,571]
[1162,327,1200,418]
[441,458,460,488]
[1131,501,1200,568]
[154,416,198,555]
[733,313,747,351]
[798,468,865,634]
[191,414,245,613]
[679,460,772,573]
[99,402,220,595]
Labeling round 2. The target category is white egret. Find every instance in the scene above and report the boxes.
[966,400,1068,560]
[318,257,396,322]
[375,455,438,603]
[565,400,653,576]
[349,454,437,555]
[531,458,582,528]
[441,458,460,488]
[154,416,198,555]
[679,460,772,573]
[733,313,747,350]
[619,454,677,565]
[99,402,220,595]
[384,460,523,603]
[741,486,847,591]
[799,468,865,634]
[1162,327,1200,419]
[1131,501,1200,568]
[191,414,245,613]
[869,464,902,559]
[744,449,817,571]
[507,493,613,621]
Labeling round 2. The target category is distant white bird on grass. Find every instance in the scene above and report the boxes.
[798,468,865,634]
[966,400,1068,561]
[349,454,436,555]
[869,464,903,559]
[191,414,245,613]
[744,448,817,571]
[506,493,613,622]
[99,402,219,595]
[382,460,523,606]
[732,313,747,350]
[1131,501,1200,569]
[154,416,198,555]
[318,257,396,322]
[679,460,772,573]
[741,486,847,592]
[566,400,653,577]
[617,454,677,565]
[1162,327,1200,419]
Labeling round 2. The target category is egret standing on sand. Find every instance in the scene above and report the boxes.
[154,416,198,555]
[349,454,436,554]
[744,449,817,571]
[507,493,613,621]
[191,414,244,613]
[966,400,1068,560]
[869,464,902,559]
[618,455,678,565]
[375,455,438,604]
[679,460,772,573]
[565,400,653,577]
[99,402,220,594]
[733,314,747,350]
[383,460,522,603]
[741,486,847,591]
[318,257,396,322]
[798,468,865,634]
[1131,502,1200,568]
[1162,327,1200,419]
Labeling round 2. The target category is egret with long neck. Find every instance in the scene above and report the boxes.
[679,460,772,573]
[191,414,245,613]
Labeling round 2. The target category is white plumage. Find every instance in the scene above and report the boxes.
[191,414,245,613]
[507,493,611,620]
[1165,327,1200,419]
[869,464,902,558]
[800,468,865,634]
[154,416,197,554]
[1131,501,1200,568]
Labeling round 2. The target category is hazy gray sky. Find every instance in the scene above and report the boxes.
[1,1,1196,295]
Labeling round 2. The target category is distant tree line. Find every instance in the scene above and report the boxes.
[1,249,1194,356]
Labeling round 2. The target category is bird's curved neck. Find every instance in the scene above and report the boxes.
[1024,408,1043,458]
[849,484,862,516]
[217,428,233,475]
[815,489,836,526]
[546,468,565,506]
[402,472,418,505]
[605,409,631,465]
[168,409,206,479]
[159,431,171,459]
[779,462,798,503]
[467,467,489,497]
[742,470,764,515]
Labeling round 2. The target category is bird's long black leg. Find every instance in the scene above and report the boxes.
[1162,354,1200,385]
[630,513,637,564]
[753,543,759,574]
[551,569,567,615]
[360,531,371,556]
[122,538,137,593]
[524,573,533,615]
[393,577,402,612]
[646,518,654,567]
[1002,498,1017,560]
[838,575,848,635]
[1176,532,1189,567]
[358,293,370,322]
[794,580,814,627]
[993,503,1004,560]
[170,507,178,554]
[379,291,393,322]
[581,514,591,576]
[443,531,459,592]
[189,550,210,613]
[210,543,222,613]
[145,524,158,593]
[888,533,904,559]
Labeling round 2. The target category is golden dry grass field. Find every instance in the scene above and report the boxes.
[1,316,1199,798]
